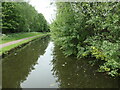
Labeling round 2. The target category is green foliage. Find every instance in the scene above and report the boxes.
[82,36,120,77]
[51,2,120,77]
[2,2,50,34]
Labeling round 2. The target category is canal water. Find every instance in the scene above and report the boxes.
[2,36,119,88]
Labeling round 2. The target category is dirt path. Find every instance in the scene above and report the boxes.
[0,35,39,49]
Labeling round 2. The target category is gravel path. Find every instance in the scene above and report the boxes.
[0,35,39,49]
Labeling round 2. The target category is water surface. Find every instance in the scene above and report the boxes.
[2,37,119,88]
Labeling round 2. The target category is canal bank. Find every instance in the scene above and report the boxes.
[2,36,119,88]
[1,33,50,57]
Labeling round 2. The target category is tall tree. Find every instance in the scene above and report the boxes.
[2,2,49,33]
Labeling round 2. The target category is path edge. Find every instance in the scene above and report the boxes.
[1,34,50,58]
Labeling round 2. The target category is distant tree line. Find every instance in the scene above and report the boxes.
[2,2,50,34]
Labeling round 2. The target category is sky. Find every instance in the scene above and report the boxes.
[28,0,56,24]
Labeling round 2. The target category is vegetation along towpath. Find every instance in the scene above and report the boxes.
[0,35,40,48]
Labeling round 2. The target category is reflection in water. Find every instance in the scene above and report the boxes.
[2,36,119,88]
[2,36,50,88]
[21,41,58,88]
[51,45,119,88]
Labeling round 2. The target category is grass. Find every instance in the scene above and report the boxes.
[0,32,46,44]
[0,32,50,55]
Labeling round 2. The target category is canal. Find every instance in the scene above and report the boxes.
[2,36,119,88]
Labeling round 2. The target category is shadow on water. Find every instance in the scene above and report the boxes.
[51,45,119,88]
[2,36,50,88]
[2,36,119,88]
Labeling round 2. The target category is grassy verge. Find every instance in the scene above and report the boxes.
[0,33,50,55]
[0,32,47,44]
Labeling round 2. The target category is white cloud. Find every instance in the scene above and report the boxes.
[29,0,56,24]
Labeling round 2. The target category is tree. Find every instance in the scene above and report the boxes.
[2,2,50,33]
[51,2,120,77]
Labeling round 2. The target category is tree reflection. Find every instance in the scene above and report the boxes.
[51,45,119,88]
[2,36,50,88]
